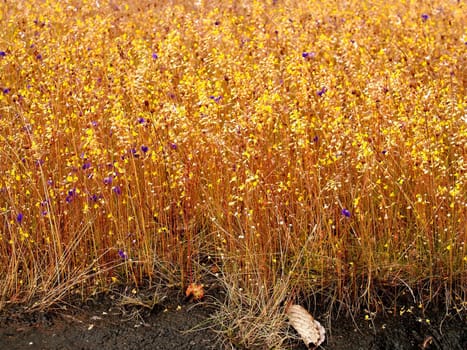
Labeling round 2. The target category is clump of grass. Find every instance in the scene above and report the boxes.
[212,269,293,349]
[0,0,466,346]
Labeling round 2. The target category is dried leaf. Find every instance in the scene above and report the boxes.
[286,304,325,348]
[185,283,205,301]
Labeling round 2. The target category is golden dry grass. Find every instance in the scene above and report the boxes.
[0,0,466,346]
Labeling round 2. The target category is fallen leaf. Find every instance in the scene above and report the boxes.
[286,304,325,349]
[185,283,205,301]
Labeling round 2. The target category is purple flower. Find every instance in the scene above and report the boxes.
[0,51,6,57]
[141,145,148,153]
[341,208,351,218]
[118,249,128,260]
[112,186,122,195]
[36,54,42,60]
[89,194,101,202]
[302,52,316,59]
[209,95,222,103]
[421,14,429,21]
[137,117,146,124]
[312,135,319,143]
[103,176,113,185]
[82,161,91,170]
[152,52,158,59]
[66,189,76,203]
[2,88,10,94]
[130,148,138,157]
[317,87,327,97]
[16,213,23,224]
[170,142,177,150]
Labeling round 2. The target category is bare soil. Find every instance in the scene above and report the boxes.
[0,288,220,350]
[1,288,466,350]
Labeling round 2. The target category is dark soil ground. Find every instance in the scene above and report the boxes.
[1,288,466,350]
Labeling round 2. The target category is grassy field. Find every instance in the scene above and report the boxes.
[0,0,466,347]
